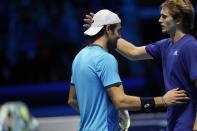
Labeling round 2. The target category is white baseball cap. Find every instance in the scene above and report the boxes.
[84,9,121,36]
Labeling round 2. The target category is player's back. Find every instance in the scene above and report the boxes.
[71,44,118,131]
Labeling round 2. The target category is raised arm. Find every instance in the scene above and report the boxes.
[116,38,153,60]
[83,13,153,61]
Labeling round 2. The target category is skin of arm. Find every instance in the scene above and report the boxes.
[67,84,189,112]
[83,13,151,61]
[107,84,189,111]
[193,80,197,131]
[84,14,152,61]
[116,38,153,60]
[107,85,141,111]
[68,85,79,112]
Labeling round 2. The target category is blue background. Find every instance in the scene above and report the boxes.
[0,0,196,117]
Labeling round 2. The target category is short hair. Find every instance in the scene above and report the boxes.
[161,0,195,31]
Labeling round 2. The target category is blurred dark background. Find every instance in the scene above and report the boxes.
[0,0,196,117]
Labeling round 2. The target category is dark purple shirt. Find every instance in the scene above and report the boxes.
[146,34,197,131]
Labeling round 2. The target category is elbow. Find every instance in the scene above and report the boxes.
[114,104,122,110]
[113,99,124,110]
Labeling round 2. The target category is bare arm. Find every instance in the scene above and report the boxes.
[116,38,153,60]
[68,85,79,112]
[83,13,152,61]
[107,85,141,111]
[107,85,189,111]
[193,80,197,131]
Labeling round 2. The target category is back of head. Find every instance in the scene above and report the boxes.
[161,0,195,31]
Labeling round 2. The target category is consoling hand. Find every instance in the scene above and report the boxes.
[83,12,94,28]
[163,88,190,106]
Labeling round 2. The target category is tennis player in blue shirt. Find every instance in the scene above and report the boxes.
[70,9,190,131]
[84,0,197,131]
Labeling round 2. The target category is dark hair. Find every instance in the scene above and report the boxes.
[89,24,118,42]
[161,0,195,31]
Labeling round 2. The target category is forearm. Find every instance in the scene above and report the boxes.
[154,97,166,107]
[116,95,165,111]
[116,38,138,60]
[116,38,152,60]
[117,95,141,111]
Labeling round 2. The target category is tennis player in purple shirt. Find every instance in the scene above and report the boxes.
[115,0,197,130]
[83,0,197,131]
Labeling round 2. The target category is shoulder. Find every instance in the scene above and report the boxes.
[98,53,117,64]
[102,53,116,60]
[147,38,170,49]
[72,47,87,65]
[95,53,118,70]
[150,38,170,45]
[183,36,197,49]
[146,38,170,51]
[180,36,197,57]
[157,38,170,43]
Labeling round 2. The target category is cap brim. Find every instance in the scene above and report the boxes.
[84,26,104,36]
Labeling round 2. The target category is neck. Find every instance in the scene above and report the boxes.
[170,29,186,43]
[92,36,108,51]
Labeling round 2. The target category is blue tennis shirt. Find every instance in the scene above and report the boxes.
[71,44,122,131]
[146,34,197,131]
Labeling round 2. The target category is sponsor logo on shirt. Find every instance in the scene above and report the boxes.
[173,50,179,56]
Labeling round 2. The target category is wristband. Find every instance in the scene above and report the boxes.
[140,97,155,111]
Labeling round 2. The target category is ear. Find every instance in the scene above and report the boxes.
[176,18,182,25]
[106,25,110,30]
[105,25,110,35]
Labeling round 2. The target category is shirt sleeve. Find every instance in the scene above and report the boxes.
[145,39,168,61]
[70,62,75,85]
[70,74,75,86]
[96,54,122,88]
[182,41,197,81]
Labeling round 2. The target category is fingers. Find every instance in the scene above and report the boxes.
[174,90,188,98]
[86,14,93,19]
[174,93,187,97]
[83,13,94,28]
[172,96,190,105]
[83,18,92,28]
[176,96,190,100]
[85,14,94,24]
[174,101,189,104]
[171,88,179,91]
[170,89,187,95]
[83,24,91,28]
[175,90,186,93]
[83,18,93,23]
[90,12,94,17]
